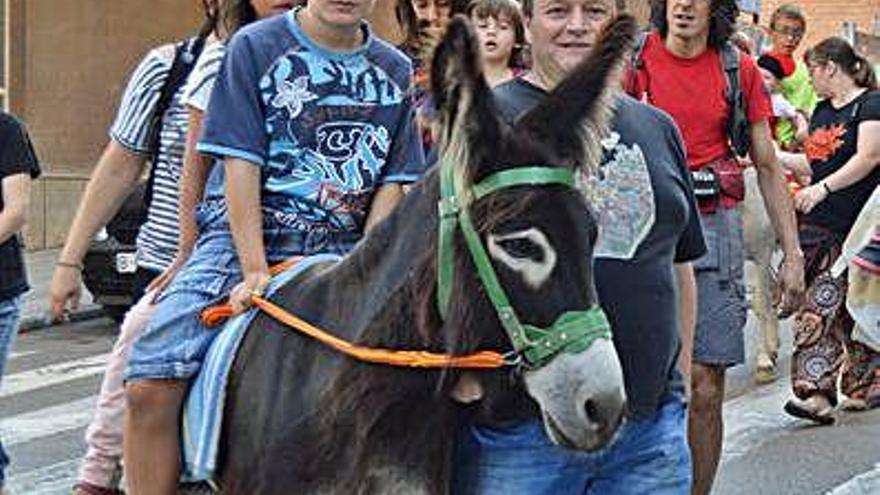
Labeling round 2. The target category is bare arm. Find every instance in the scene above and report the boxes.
[225,158,269,314]
[145,109,213,298]
[59,142,147,263]
[364,183,404,232]
[795,120,880,214]
[177,109,210,258]
[749,119,805,314]
[0,173,32,244]
[49,141,147,319]
[674,262,696,388]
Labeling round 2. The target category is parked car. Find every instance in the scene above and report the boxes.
[81,183,146,322]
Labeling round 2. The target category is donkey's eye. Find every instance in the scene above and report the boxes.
[487,228,558,289]
[497,237,545,262]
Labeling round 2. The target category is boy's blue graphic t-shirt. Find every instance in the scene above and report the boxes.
[197,10,425,236]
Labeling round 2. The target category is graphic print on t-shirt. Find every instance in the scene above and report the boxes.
[259,52,405,232]
[804,123,845,162]
[584,132,655,260]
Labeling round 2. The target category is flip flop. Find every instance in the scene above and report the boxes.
[784,399,835,425]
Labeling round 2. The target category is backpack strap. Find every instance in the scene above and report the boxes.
[720,42,751,157]
[142,35,207,211]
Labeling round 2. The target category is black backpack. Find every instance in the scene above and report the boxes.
[141,34,208,211]
[106,35,208,244]
[627,32,751,158]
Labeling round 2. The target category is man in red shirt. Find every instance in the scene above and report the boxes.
[625,1,804,494]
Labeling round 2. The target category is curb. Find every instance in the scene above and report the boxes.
[18,307,108,334]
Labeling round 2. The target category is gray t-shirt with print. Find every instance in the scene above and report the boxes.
[494,79,706,417]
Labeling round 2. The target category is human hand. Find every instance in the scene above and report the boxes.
[774,252,805,318]
[794,183,828,213]
[48,263,83,322]
[227,271,271,316]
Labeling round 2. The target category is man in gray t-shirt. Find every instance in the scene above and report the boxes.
[452,0,706,493]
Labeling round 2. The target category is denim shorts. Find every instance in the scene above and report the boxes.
[453,394,691,495]
[693,207,747,366]
[125,225,358,382]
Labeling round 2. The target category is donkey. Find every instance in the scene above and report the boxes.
[742,167,782,383]
[212,15,637,494]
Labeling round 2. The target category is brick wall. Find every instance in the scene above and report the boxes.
[758,0,879,57]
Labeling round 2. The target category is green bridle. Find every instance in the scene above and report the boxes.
[436,158,612,369]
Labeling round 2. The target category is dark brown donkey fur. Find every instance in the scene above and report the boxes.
[216,15,636,494]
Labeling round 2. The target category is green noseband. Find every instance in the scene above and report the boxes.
[436,158,612,369]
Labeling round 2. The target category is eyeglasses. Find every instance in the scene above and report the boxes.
[772,26,804,40]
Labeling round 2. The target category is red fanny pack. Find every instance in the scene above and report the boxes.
[692,158,744,214]
[711,157,745,202]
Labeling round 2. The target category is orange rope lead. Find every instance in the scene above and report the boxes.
[250,295,508,369]
[198,256,508,369]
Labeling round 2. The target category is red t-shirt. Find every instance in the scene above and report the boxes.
[625,33,772,169]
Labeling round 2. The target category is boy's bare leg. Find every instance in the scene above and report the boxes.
[124,380,188,495]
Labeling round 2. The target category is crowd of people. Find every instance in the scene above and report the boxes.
[0,0,877,494]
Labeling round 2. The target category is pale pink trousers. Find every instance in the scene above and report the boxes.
[78,292,157,488]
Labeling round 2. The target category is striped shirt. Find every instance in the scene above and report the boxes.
[109,43,190,272]
[183,41,225,112]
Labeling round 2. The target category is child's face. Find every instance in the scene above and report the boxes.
[759,67,780,92]
[769,15,805,56]
[472,13,517,64]
[308,0,376,29]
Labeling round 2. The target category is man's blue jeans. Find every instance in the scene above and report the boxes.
[0,295,23,484]
[454,394,691,495]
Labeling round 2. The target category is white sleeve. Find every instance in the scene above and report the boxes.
[182,42,226,113]
[108,46,174,154]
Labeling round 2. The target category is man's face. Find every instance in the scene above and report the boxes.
[307,0,376,29]
[412,0,452,30]
[769,15,805,55]
[526,0,616,76]
[665,0,711,43]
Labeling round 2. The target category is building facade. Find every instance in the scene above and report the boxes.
[2,0,878,250]
[3,0,200,249]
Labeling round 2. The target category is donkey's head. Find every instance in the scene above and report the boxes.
[430,15,635,451]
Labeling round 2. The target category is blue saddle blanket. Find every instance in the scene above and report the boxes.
[181,253,342,483]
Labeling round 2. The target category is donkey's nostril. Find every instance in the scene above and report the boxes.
[583,399,603,425]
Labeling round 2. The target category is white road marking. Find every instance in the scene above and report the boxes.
[0,353,109,397]
[8,350,38,359]
[6,458,81,495]
[721,375,801,461]
[827,463,880,494]
[0,395,96,446]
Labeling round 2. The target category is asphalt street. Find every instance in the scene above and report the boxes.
[1,311,878,494]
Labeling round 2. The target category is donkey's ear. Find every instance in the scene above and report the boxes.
[431,16,501,169]
[515,15,637,171]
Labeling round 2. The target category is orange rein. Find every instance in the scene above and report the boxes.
[199,261,509,370]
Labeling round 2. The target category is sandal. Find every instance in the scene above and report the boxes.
[784,396,835,425]
[72,481,123,495]
[755,353,778,385]
[866,369,880,410]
